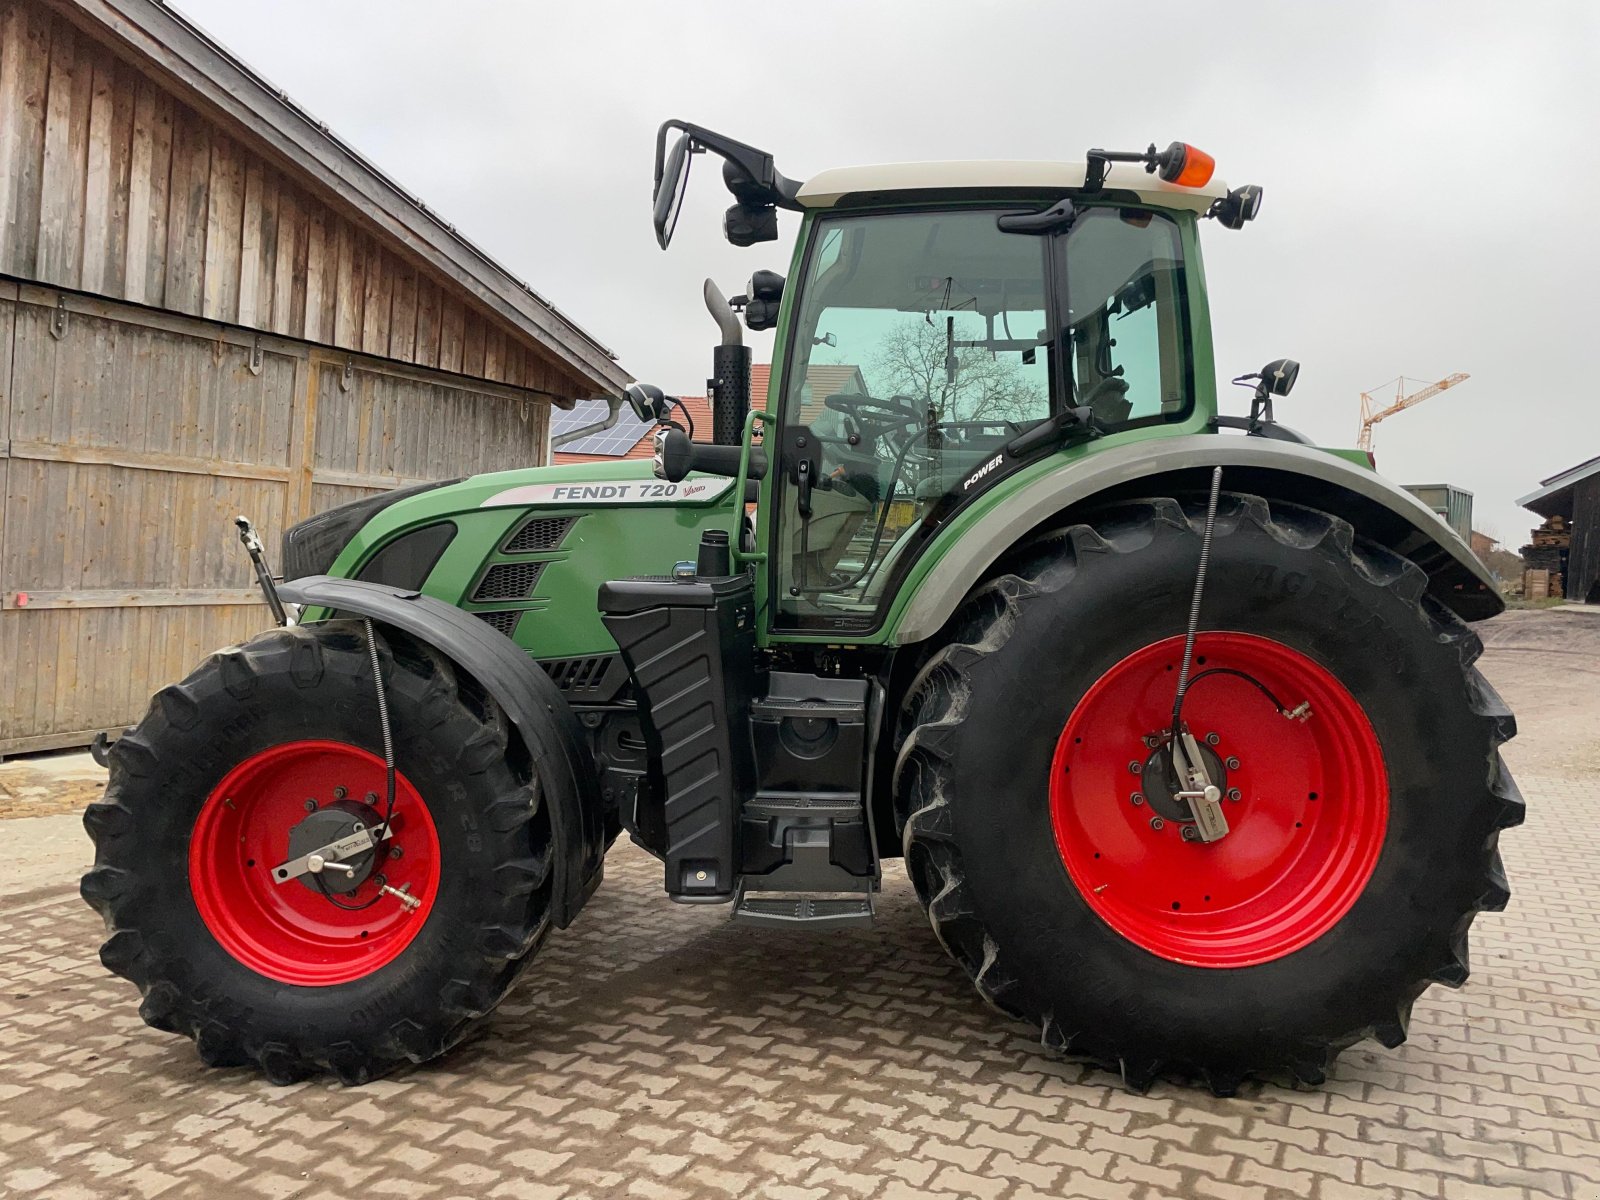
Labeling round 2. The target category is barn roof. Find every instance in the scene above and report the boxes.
[49,0,629,394]
[1518,454,1600,517]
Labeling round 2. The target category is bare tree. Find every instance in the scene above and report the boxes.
[870,316,1043,424]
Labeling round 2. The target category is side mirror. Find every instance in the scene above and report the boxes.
[652,133,693,250]
[624,382,672,423]
[1261,358,1299,397]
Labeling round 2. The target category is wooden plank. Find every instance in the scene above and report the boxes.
[286,353,319,523]
[3,588,264,610]
[0,722,130,759]
[256,165,281,330]
[37,15,88,287]
[332,216,356,347]
[483,323,504,383]
[8,438,292,482]
[360,239,390,355]
[164,105,210,314]
[462,311,487,378]
[236,154,264,328]
[438,294,465,372]
[0,290,13,599]
[123,79,155,303]
[389,264,417,362]
[79,51,114,294]
[0,4,51,278]
[269,170,295,336]
[202,130,244,322]
[301,199,323,341]
[414,277,441,368]
[102,57,136,297]
[140,83,173,306]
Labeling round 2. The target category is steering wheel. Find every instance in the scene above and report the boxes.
[823,391,923,430]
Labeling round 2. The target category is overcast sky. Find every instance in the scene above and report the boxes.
[177,0,1599,544]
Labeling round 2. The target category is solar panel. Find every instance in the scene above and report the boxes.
[550,402,655,456]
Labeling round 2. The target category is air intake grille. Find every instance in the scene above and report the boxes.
[537,654,630,702]
[504,516,576,553]
[473,561,546,601]
[541,656,611,691]
[475,610,522,637]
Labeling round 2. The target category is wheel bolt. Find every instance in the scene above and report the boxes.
[1225,756,1241,770]
[389,846,404,860]
[333,786,347,800]
[1205,732,1220,746]
[303,798,317,812]
[1149,817,1164,831]
[365,791,379,805]
[1181,826,1200,842]
[1227,788,1242,802]
[1130,792,1145,806]
[1128,761,1142,775]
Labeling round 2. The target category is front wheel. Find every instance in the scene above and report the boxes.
[894,494,1523,1092]
[82,622,558,1083]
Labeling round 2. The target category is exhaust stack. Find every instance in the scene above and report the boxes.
[704,278,750,446]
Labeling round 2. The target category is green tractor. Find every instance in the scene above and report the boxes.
[82,123,1520,1092]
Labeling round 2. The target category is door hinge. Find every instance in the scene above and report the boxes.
[49,295,68,340]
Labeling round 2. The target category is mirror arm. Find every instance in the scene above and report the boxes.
[549,394,626,449]
[656,119,803,211]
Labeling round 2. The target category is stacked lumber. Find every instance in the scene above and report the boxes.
[1519,515,1570,599]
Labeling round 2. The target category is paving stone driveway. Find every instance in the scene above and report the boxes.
[2,767,1598,1200]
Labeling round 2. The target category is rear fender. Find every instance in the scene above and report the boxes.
[891,436,1501,644]
[276,576,604,926]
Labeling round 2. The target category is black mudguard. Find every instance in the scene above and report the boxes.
[276,575,605,926]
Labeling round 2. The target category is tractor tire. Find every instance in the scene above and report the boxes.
[81,621,559,1084]
[894,494,1522,1093]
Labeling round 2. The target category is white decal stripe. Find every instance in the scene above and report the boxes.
[479,476,735,509]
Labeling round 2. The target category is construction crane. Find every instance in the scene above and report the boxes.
[1357,372,1470,454]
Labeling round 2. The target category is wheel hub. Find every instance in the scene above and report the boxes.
[285,799,383,894]
[188,740,440,986]
[1049,632,1389,968]
[1140,739,1230,825]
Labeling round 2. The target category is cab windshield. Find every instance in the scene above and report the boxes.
[774,204,1192,630]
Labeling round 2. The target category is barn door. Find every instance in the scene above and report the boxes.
[0,286,303,756]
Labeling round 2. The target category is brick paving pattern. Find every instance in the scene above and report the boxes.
[0,773,1596,1199]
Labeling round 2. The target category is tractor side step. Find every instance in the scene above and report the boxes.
[733,889,875,930]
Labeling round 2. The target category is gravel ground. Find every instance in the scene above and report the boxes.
[0,607,1595,1199]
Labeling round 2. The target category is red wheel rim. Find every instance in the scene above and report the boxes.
[1050,633,1387,967]
[188,740,440,985]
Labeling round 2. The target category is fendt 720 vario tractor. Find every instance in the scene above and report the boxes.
[83,123,1521,1092]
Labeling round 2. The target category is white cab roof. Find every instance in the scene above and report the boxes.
[797,160,1228,213]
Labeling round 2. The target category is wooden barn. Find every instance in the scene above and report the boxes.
[0,0,630,757]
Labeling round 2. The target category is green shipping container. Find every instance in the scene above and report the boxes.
[1403,483,1475,543]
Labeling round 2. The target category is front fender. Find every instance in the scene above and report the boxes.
[890,436,1500,644]
[277,576,604,926]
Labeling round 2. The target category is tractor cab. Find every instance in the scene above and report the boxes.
[648,122,1263,636]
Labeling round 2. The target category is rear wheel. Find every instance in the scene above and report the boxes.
[82,622,558,1084]
[894,494,1523,1091]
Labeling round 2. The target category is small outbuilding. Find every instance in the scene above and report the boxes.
[0,0,630,756]
[1518,455,1600,604]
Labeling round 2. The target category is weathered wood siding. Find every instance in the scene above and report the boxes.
[0,0,590,400]
[0,285,552,756]
[1572,475,1600,605]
